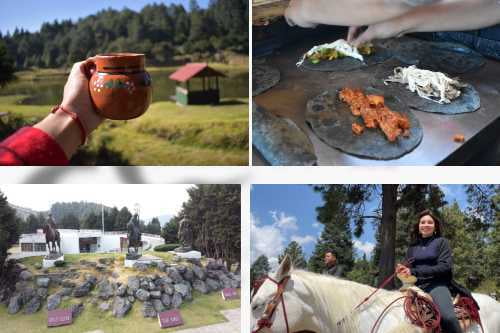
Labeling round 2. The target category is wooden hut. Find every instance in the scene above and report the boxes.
[169,63,225,105]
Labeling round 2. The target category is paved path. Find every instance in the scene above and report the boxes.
[174,309,240,333]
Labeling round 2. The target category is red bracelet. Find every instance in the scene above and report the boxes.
[51,105,87,145]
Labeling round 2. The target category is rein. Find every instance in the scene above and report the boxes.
[252,275,291,333]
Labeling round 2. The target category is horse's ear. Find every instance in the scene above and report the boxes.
[276,254,292,280]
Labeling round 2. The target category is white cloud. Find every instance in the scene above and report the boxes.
[270,210,298,231]
[251,213,285,270]
[312,222,321,229]
[291,235,316,246]
[354,240,375,258]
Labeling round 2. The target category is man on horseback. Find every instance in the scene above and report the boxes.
[323,249,344,277]
[43,214,61,254]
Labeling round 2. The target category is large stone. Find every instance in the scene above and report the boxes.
[128,295,135,303]
[183,267,194,282]
[20,287,36,305]
[192,279,209,294]
[128,276,140,291]
[98,258,113,265]
[71,302,84,318]
[96,264,107,272]
[142,301,156,318]
[58,287,73,297]
[152,299,165,313]
[73,284,90,297]
[133,262,149,272]
[19,270,33,281]
[174,283,191,298]
[98,279,114,300]
[47,293,61,311]
[135,289,150,302]
[157,261,166,272]
[112,297,132,318]
[176,266,187,274]
[111,271,120,279]
[206,278,220,292]
[163,283,174,295]
[36,277,50,288]
[37,288,48,298]
[62,280,76,288]
[192,265,207,280]
[150,290,161,299]
[115,284,127,297]
[23,295,41,314]
[7,295,22,314]
[160,294,171,308]
[171,292,183,309]
[166,268,184,284]
[84,274,98,288]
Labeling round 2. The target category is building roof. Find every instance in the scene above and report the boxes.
[169,63,225,82]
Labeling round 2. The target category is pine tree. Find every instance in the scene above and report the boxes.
[278,241,307,269]
[162,215,180,243]
[251,255,270,286]
[114,207,132,231]
[147,217,161,235]
[0,191,19,277]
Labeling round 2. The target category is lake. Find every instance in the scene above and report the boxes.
[0,68,248,105]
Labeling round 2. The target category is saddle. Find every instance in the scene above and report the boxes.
[403,286,483,333]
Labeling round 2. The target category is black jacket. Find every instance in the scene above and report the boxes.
[405,235,478,308]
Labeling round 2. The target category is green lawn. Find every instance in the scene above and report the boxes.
[0,64,249,166]
[0,252,240,332]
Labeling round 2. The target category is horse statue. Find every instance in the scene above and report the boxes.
[127,213,142,259]
[251,255,500,333]
[43,215,61,254]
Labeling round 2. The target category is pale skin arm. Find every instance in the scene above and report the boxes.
[33,62,103,159]
[353,0,500,45]
[284,0,416,28]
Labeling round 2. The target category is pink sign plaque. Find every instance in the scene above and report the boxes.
[158,309,184,328]
[48,309,73,327]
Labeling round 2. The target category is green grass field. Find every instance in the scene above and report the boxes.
[0,252,240,332]
[0,64,249,165]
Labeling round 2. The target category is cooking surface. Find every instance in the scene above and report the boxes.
[253,33,500,166]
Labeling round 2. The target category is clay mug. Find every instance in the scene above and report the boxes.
[83,53,152,120]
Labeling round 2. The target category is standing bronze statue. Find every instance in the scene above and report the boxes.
[176,218,193,252]
[127,213,142,259]
[43,214,61,254]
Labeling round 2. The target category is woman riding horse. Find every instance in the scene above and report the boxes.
[396,209,477,333]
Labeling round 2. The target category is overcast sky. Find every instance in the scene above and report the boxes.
[1,184,192,221]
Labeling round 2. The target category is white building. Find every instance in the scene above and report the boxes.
[19,229,164,256]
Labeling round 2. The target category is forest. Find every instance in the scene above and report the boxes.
[251,185,500,295]
[0,0,248,71]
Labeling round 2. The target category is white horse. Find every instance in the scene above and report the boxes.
[251,256,500,333]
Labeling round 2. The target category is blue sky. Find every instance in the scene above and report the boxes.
[0,0,209,34]
[251,184,469,268]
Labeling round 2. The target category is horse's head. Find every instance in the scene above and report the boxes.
[251,255,318,333]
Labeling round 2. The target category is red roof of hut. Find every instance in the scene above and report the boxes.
[169,63,225,82]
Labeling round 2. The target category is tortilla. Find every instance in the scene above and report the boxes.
[382,39,485,75]
[383,81,480,114]
[306,88,423,160]
[253,102,317,166]
[300,45,392,72]
[373,67,481,114]
[253,63,280,96]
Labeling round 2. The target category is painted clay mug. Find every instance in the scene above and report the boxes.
[83,53,152,120]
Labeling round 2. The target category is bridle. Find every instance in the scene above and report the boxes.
[252,275,291,333]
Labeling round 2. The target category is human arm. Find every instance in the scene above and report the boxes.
[0,61,103,165]
[284,0,416,28]
[353,0,500,45]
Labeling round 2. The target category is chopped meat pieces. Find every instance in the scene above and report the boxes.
[352,123,364,135]
[454,134,465,143]
[339,87,410,142]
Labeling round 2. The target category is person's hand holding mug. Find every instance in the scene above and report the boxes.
[34,61,104,158]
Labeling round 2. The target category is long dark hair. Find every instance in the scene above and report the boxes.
[410,209,443,244]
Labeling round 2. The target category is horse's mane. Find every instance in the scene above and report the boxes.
[291,270,419,333]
